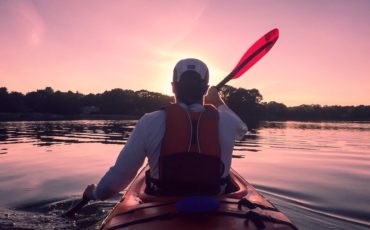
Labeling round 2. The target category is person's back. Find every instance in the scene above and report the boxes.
[82,58,247,200]
[145,102,223,195]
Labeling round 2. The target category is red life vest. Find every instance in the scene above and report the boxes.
[160,103,221,157]
[147,103,225,195]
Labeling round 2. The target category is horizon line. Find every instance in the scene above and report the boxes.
[1,85,369,108]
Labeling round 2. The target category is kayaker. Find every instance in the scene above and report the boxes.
[82,58,248,200]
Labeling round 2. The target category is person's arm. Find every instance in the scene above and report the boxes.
[218,105,248,140]
[83,116,148,200]
[205,86,247,139]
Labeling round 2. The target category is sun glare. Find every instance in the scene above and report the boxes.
[162,79,174,96]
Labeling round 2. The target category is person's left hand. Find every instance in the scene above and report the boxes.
[83,184,97,200]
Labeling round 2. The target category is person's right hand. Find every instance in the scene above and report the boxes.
[204,86,225,108]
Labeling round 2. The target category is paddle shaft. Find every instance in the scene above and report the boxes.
[64,197,90,217]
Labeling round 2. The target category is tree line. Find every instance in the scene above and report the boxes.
[0,87,172,116]
[1,86,369,127]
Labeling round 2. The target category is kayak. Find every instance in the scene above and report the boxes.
[100,165,298,230]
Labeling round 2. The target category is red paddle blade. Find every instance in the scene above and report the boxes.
[231,28,279,79]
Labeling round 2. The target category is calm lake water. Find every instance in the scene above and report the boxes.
[0,120,369,229]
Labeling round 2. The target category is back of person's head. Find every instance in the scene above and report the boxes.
[173,58,209,105]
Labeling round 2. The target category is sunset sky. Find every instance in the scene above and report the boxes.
[1,0,369,106]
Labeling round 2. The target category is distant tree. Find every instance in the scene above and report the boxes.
[8,91,26,112]
[263,101,288,120]
[0,87,9,113]
[51,90,83,114]
[98,89,135,114]
[25,87,54,113]
[134,90,172,115]
[219,85,263,127]
[44,87,54,94]
[287,104,322,120]
[0,87,8,94]
[352,105,370,120]
[82,93,98,106]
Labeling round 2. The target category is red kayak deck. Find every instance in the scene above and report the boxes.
[100,165,297,230]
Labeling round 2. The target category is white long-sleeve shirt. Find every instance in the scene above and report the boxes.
[94,103,247,200]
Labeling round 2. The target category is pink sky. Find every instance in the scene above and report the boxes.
[1,0,369,106]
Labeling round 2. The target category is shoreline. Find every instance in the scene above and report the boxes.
[0,113,369,123]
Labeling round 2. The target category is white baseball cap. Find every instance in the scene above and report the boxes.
[173,58,209,84]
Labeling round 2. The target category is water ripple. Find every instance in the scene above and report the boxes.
[256,184,370,229]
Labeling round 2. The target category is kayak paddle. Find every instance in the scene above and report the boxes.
[64,196,90,217]
[216,28,279,90]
